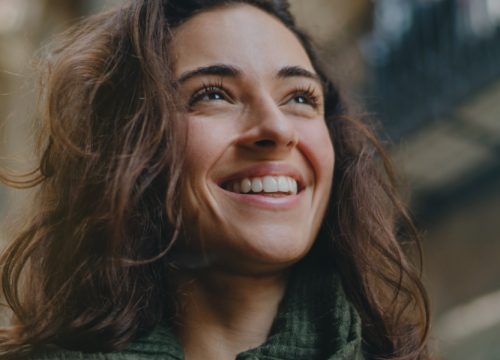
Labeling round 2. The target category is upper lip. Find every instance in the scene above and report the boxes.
[216,163,307,191]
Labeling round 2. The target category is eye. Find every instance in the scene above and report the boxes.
[196,87,225,102]
[286,86,321,109]
[189,82,232,108]
[292,94,313,105]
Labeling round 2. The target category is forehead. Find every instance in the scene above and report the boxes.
[170,4,314,77]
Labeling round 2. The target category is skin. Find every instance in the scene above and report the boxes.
[170,4,334,360]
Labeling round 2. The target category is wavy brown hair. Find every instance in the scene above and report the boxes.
[0,0,430,359]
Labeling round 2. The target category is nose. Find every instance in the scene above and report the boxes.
[238,96,299,155]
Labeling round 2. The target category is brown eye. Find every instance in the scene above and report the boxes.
[292,94,312,105]
[189,84,231,107]
[196,88,225,102]
[286,87,321,109]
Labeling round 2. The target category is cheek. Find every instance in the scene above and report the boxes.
[181,116,235,216]
[297,121,335,182]
[184,120,220,170]
[180,136,220,250]
[181,119,216,218]
[183,115,236,182]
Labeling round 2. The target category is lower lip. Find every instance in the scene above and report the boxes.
[220,188,303,209]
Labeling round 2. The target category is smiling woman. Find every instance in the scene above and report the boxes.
[0,1,430,360]
[172,6,333,274]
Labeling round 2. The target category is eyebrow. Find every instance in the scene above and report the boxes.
[177,64,242,84]
[276,66,322,86]
[176,63,322,85]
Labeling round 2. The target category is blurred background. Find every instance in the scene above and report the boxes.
[0,0,499,358]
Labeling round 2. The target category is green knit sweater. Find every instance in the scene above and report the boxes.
[27,263,366,360]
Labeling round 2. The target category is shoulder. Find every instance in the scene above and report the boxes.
[23,324,183,360]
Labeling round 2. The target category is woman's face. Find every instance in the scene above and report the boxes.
[171,4,334,274]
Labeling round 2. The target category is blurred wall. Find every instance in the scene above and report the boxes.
[0,0,86,230]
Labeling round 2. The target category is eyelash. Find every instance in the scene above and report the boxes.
[189,79,229,107]
[289,85,321,109]
[188,81,321,109]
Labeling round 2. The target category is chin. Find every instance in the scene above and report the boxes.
[212,230,317,274]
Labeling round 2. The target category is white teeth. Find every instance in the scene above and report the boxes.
[262,176,278,192]
[277,176,289,192]
[241,178,252,193]
[251,178,263,193]
[225,176,298,195]
[290,178,297,194]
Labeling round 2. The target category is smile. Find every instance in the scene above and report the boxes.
[222,176,298,195]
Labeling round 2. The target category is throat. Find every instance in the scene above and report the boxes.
[172,269,288,360]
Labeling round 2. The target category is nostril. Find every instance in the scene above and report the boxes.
[255,139,275,147]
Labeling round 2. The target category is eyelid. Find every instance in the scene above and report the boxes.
[284,84,323,109]
[186,80,323,112]
[188,79,234,107]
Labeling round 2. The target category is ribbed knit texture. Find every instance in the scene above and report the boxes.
[28,261,365,359]
[235,260,365,360]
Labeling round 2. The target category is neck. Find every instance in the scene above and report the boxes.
[172,268,289,360]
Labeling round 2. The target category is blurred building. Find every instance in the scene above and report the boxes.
[358,1,500,358]
[1,0,499,358]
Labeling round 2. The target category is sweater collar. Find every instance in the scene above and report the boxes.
[234,260,364,360]
[138,261,364,360]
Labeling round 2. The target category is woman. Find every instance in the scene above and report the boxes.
[0,0,431,359]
